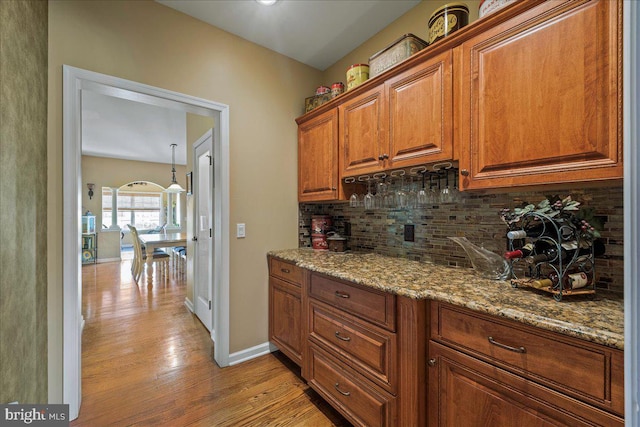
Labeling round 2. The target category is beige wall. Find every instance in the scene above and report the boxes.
[48,0,322,401]
[0,0,48,404]
[322,0,480,85]
[81,155,187,260]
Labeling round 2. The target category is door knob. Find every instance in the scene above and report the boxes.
[192,236,198,241]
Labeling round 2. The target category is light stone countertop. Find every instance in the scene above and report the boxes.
[268,248,624,350]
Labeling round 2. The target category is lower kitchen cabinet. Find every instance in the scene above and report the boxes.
[428,301,624,426]
[428,341,623,427]
[268,257,623,427]
[268,258,305,366]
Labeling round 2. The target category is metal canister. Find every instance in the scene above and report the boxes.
[479,0,516,18]
[428,3,469,45]
[311,215,332,251]
[346,64,369,91]
[315,86,331,96]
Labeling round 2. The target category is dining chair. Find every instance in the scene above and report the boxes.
[127,225,170,282]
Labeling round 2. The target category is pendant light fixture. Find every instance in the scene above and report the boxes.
[166,143,184,193]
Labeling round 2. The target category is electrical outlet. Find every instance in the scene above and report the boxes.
[404,224,415,242]
[344,222,351,236]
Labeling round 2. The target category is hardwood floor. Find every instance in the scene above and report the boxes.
[72,260,350,426]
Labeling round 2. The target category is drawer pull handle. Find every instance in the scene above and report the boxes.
[335,291,350,299]
[335,331,351,342]
[334,383,351,396]
[488,336,526,353]
[280,268,291,273]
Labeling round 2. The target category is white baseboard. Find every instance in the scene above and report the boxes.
[228,342,273,366]
[184,298,194,312]
[97,258,121,263]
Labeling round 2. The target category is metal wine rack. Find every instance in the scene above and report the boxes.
[507,212,596,301]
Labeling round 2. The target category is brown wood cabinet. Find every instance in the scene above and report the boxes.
[268,258,305,366]
[297,108,341,202]
[268,258,623,426]
[339,51,454,178]
[428,301,624,426]
[456,0,622,190]
[305,273,398,426]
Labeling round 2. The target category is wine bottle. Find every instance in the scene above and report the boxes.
[504,243,534,260]
[506,218,573,240]
[524,240,605,265]
[529,278,553,289]
[546,270,593,290]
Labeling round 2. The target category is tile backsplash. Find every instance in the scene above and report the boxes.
[300,185,624,295]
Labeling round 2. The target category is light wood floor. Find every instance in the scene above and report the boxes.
[72,260,350,426]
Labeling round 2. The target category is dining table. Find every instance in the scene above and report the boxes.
[138,232,187,285]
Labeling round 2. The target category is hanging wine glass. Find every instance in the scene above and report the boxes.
[363,178,375,210]
[440,169,453,203]
[450,169,461,202]
[427,173,438,204]
[417,171,428,206]
[395,172,408,209]
[374,173,387,209]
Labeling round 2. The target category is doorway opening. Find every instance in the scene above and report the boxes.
[63,65,230,420]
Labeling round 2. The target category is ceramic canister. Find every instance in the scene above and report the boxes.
[346,64,369,91]
[428,3,469,45]
[331,82,345,98]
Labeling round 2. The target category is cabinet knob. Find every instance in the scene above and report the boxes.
[378,155,385,161]
[428,358,437,367]
[331,187,337,191]
[460,169,470,176]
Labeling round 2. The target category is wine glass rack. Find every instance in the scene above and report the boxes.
[507,212,596,301]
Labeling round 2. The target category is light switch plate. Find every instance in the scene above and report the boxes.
[237,223,246,238]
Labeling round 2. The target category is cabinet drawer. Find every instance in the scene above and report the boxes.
[431,302,624,415]
[310,273,395,331]
[270,258,304,285]
[308,343,396,427]
[309,301,396,392]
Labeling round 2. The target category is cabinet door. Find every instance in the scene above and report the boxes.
[428,342,623,427]
[457,0,622,190]
[269,276,302,366]
[298,108,340,202]
[386,50,453,169]
[339,86,386,177]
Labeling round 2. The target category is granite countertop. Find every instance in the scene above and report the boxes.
[268,248,624,350]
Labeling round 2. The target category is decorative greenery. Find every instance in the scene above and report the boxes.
[499,195,602,239]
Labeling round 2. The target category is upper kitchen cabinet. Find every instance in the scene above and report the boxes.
[457,0,622,190]
[339,51,454,178]
[338,85,386,177]
[298,108,341,202]
[386,50,453,170]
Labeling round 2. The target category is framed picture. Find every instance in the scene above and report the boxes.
[186,172,193,195]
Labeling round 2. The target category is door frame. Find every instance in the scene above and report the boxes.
[62,65,231,419]
[193,131,214,332]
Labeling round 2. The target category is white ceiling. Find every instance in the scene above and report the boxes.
[157,0,421,70]
[82,0,420,164]
[82,91,187,165]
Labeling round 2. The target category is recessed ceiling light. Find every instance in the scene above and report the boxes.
[256,0,278,5]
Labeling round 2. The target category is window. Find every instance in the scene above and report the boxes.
[102,181,181,231]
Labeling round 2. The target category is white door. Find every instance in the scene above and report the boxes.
[194,134,213,331]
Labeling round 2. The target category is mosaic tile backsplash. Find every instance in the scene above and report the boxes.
[300,185,624,295]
